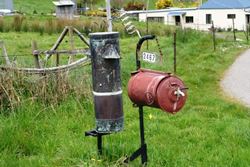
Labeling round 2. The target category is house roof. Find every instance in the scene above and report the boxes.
[168,11,186,16]
[125,8,196,15]
[200,0,250,9]
[53,0,75,6]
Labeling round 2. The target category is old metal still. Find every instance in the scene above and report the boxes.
[89,32,123,133]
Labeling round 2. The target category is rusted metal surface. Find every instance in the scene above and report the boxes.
[128,69,187,113]
[89,32,123,133]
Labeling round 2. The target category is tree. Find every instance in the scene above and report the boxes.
[124,1,144,11]
[155,0,173,9]
[111,0,124,9]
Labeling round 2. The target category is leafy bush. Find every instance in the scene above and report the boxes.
[124,1,144,11]
[0,17,4,32]
[85,10,107,17]
[12,15,25,32]
[156,0,173,9]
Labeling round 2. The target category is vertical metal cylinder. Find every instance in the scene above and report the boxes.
[89,32,123,133]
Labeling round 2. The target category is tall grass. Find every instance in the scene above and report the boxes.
[0,69,92,112]
[1,16,175,37]
[12,15,25,32]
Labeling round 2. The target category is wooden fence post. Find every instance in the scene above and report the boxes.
[32,40,41,68]
[0,41,11,66]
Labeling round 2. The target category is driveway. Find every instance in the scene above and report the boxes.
[221,49,250,107]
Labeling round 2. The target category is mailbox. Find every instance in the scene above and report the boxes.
[89,32,123,133]
[128,69,187,113]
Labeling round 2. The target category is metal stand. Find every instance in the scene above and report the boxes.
[85,130,110,155]
[124,106,148,165]
[124,35,156,165]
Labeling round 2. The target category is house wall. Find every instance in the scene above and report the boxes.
[195,9,247,31]
[0,0,13,10]
[138,8,248,31]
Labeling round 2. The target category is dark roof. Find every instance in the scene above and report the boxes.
[200,0,250,9]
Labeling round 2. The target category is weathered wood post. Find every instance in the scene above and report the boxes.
[0,41,11,66]
[32,40,41,68]
[106,0,112,32]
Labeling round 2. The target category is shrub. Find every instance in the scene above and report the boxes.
[111,0,124,9]
[22,21,29,32]
[156,0,173,9]
[0,17,4,32]
[45,18,55,35]
[124,1,144,11]
[85,10,107,17]
[12,15,25,32]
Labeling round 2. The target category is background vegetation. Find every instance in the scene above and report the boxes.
[13,0,208,14]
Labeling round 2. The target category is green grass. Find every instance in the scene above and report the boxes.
[0,28,250,167]
[14,0,54,14]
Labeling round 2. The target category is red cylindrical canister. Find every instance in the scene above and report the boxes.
[128,69,187,113]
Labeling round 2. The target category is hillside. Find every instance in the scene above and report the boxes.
[14,0,54,14]
[13,0,204,14]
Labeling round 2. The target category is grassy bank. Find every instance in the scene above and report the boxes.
[0,15,177,38]
[0,29,250,166]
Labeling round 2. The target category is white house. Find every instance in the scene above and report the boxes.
[138,0,250,31]
[0,0,13,16]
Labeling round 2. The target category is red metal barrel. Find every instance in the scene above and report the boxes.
[128,69,187,113]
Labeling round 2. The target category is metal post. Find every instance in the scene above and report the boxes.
[173,32,177,74]
[146,0,149,50]
[124,106,147,165]
[106,0,112,32]
[139,106,147,164]
[97,134,103,155]
[232,18,236,41]
[212,21,216,51]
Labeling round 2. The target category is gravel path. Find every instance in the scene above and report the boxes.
[221,49,250,107]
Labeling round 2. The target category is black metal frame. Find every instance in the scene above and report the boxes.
[85,130,110,155]
[124,35,156,165]
[124,106,148,164]
[85,35,156,165]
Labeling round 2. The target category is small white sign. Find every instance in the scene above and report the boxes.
[142,52,157,63]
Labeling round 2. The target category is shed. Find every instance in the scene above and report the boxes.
[53,0,75,20]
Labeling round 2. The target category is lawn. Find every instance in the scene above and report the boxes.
[14,0,54,14]
[0,28,250,167]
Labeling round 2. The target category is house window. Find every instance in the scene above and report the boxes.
[206,14,212,24]
[147,17,164,23]
[227,14,236,19]
[185,16,194,23]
